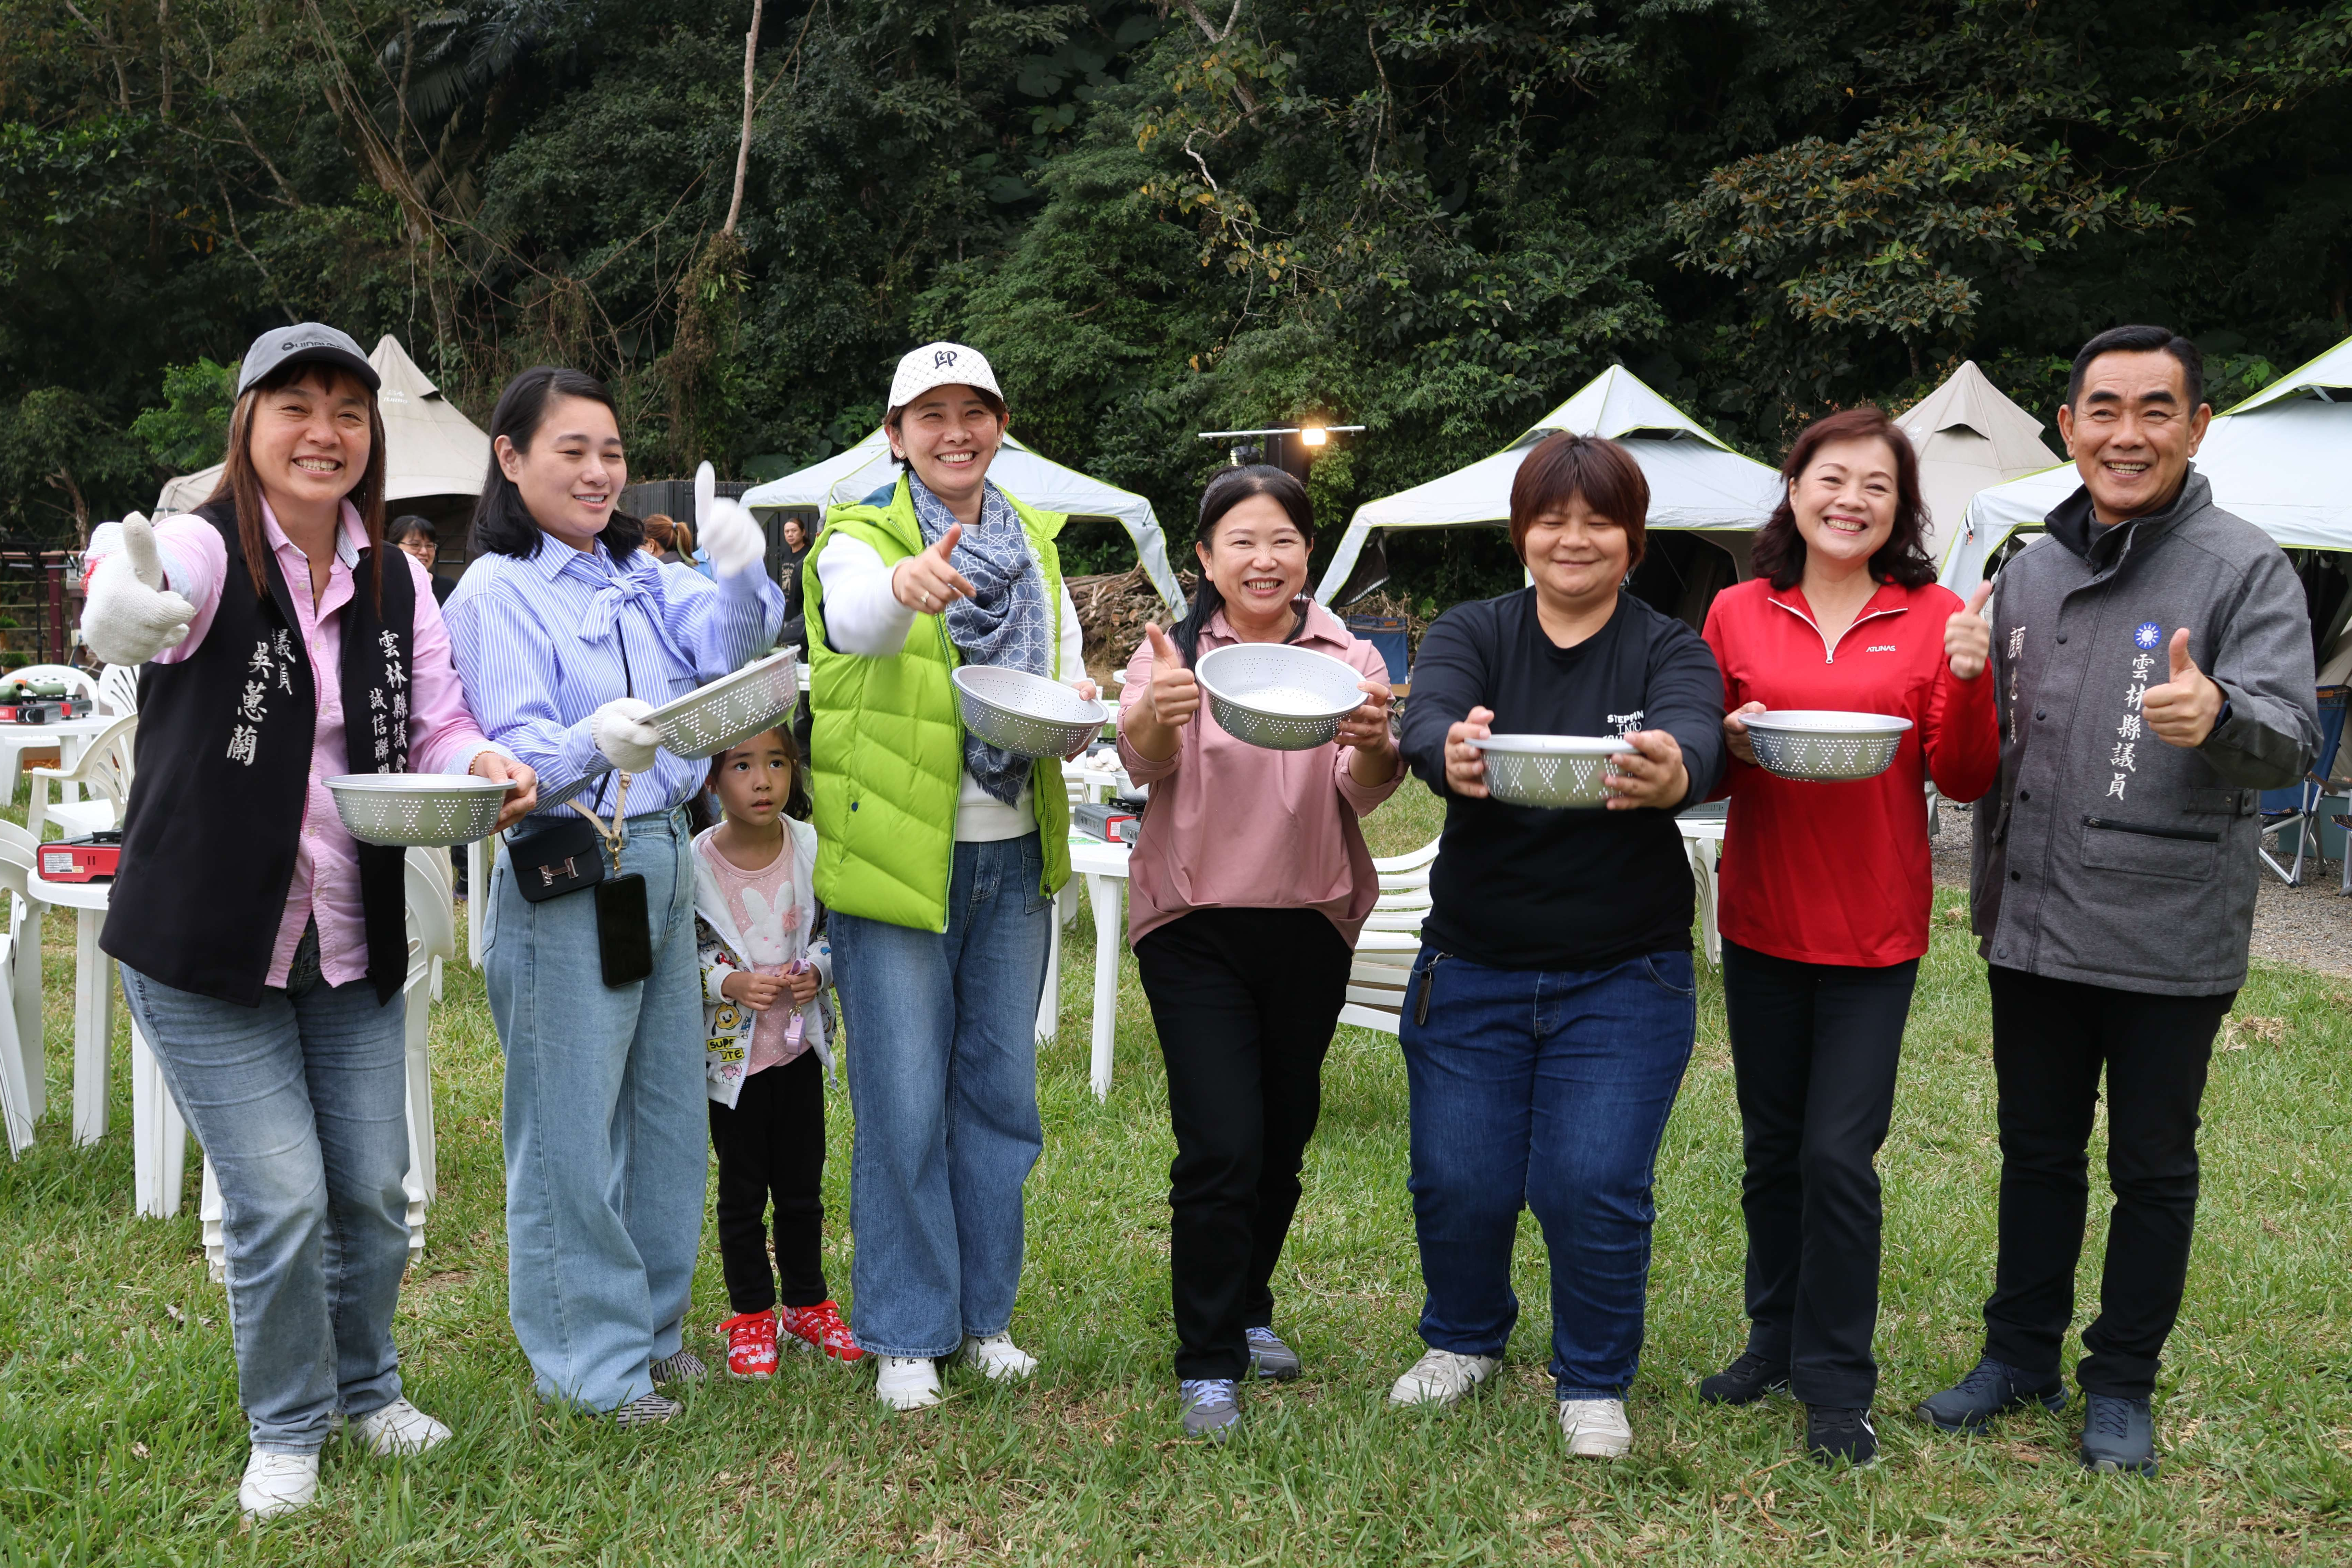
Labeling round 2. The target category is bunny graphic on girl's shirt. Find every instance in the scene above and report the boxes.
[733,884,802,965]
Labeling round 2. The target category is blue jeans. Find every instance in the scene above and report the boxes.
[1399,946,1697,1399]
[120,928,410,1453]
[830,833,1051,1358]
[484,806,704,1412]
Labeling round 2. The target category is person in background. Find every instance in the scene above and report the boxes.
[778,512,811,653]
[446,365,783,1430]
[1389,433,1726,1461]
[642,513,697,570]
[693,726,860,1376]
[804,341,1094,1411]
[78,323,537,1521]
[1696,405,2000,1467]
[1116,465,1400,1440]
[387,514,454,603]
[1919,326,2317,1475]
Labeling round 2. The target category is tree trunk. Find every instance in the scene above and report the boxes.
[725,0,768,235]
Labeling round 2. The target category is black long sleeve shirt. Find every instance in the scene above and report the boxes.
[1399,587,1728,970]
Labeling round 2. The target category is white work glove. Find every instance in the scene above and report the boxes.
[701,497,765,579]
[82,516,196,665]
[593,697,662,774]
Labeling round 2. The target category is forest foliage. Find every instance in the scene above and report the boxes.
[1,0,2349,594]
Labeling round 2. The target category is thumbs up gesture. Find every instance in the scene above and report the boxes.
[890,523,976,614]
[2142,627,2224,749]
[82,515,197,666]
[1945,581,1993,680]
[1143,623,1199,729]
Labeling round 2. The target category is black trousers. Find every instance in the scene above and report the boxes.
[707,1048,829,1315]
[1720,939,1918,1407]
[1135,907,1352,1381]
[1981,966,2229,1399]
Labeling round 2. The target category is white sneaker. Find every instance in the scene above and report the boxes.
[346,1397,452,1457]
[875,1354,943,1410]
[239,1449,320,1521]
[1388,1347,1501,1407]
[1558,1396,1632,1457]
[956,1332,1038,1382]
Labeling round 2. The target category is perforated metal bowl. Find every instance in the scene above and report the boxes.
[1194,643,1368,751]
[1467,735,1629,809]
[327,775,513,847]
[643,649,799,761]
[1738,710,1912,782]
[952,665,1110,759]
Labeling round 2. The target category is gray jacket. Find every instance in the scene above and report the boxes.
[1972,469,2318,995]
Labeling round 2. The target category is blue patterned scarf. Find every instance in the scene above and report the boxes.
[907,472,1050,804]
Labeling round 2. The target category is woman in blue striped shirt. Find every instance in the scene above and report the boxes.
[445,366,784,1428]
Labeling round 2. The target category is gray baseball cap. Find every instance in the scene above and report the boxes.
[236,323,380,396]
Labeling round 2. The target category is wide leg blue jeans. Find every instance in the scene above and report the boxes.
[1399,946,1697,1399]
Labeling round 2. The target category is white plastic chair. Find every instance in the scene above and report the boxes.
[28,712,135,840]
[97,664,141,717]
[1339,837,1439,1034]
[0,828,46,1143]
[0,858,38,1156]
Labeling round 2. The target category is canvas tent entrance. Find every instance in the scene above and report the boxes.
[1311,365,1785,628]
[1897,360,2057,571]
[1941,333,2352,595]
[741,429,1184,612]
[154,337,492,556]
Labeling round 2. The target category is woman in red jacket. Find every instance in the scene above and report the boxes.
[1697,405,1999,1467]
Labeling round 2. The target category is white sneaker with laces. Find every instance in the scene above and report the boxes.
[957,1332,1038,1381]
[1388,1347,1501,1407]
[239,1449,320,1521]
[347,1397,452,1457]
[1558,1396,1632,1457]
[875,1354,943,1409]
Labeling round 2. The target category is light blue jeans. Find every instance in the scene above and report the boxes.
[120,927,410,1453]
[484,806,705,1413]
[829,833,1051,1358]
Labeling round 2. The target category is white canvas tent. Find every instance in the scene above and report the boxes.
[1940,333,2352,591]
[1311,365,1785,614]
[1897,360,2057,570]
[741,428,1184,612]
[154,335,491,515]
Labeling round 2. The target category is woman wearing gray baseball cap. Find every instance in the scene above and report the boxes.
[78,322,537,1521]
[804,341,1096,1409]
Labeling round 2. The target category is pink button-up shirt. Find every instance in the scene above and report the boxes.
[86,503,497,989]
[1116,601,1401,945]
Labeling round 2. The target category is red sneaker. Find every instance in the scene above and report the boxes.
[720,1310,779,1379]
[778,1300,865,1363]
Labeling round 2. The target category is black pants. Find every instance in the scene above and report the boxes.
[708,1049,829,1315]
[1721,939,1917,1407]
[1135,907,1352,1381]
[1980,966,2229,1399]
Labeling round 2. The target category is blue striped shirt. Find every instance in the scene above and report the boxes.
[444,537,784,818]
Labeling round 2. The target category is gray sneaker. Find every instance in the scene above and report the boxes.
[1179,1378,1242,1441]
[1245,1327,1301,1381]
[613,1392,681,1429]
[650,1350,709,1387]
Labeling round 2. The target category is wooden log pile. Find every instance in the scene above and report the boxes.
[1068,565,1195,686]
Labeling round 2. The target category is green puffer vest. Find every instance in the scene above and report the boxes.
[804,474,1074,931]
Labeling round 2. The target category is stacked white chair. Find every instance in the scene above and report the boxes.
[1340,837,1439,1034]
[0,841,42,1156]
[97,663,142,718]
[27,712,137,841]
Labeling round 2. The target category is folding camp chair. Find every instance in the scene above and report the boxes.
[2258,685,2350,886]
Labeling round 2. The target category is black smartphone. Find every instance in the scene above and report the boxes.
[594,873,654,986]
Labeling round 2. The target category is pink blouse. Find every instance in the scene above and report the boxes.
[1116,601,1401,944]
[85,503,499,989]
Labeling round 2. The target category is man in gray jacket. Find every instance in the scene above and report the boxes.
[1918,325,2318,1474]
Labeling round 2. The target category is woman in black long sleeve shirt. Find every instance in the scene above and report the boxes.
[1385,433,1727,1462]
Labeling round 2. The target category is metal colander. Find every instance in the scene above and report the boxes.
[1468,735,1628,809]
[1194,643,1367,752]
[327,775,513,847]
[643,649,800,761]
[1739,710,1912,782]
[952,665,1110,759]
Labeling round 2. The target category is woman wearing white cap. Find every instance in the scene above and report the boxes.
[77,323,537,1520]
[805,341,1094,1409]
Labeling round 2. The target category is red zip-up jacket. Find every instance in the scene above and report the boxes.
[1701,576,2000,967]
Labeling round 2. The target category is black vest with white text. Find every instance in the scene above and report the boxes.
[102,501,416,1005]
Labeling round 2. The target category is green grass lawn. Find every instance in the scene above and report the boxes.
[2,786,2349,1563]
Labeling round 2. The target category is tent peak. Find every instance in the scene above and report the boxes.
[368,334,445,404]
[2222,332,2352,415]
[1512,364,1733,452]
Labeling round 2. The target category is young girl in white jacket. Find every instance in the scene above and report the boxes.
[694,726,860,1374]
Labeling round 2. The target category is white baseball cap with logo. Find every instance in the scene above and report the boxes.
[888,341,1003,414]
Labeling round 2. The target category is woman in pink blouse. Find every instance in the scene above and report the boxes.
[1117,465,1400,1440]
[78,324,535,1522]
